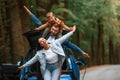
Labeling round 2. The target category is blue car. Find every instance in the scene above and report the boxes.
[20,30,86,80]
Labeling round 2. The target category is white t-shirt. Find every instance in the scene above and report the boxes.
[44,48,58,64]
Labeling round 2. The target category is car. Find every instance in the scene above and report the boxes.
[19,30,86,80]
[0,63,20,80]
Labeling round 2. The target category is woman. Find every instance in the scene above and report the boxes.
[18,25,76,80]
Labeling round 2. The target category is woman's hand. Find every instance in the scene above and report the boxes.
[72,25,76,32]
[18,66,24,70]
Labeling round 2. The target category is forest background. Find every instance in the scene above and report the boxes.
[0,0,120,66]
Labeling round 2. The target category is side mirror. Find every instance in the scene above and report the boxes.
[75,57,86,66]
[17,61,21,66]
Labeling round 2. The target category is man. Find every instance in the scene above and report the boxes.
[23,6,90,58]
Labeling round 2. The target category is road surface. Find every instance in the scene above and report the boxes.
[80,65,120,80]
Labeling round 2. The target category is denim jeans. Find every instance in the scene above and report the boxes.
[44,62,60,80]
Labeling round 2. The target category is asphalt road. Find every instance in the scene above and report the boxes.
[80,65,120,80]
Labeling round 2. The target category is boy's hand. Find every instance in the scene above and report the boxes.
[34,28,40,30]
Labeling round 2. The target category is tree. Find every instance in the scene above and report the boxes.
[5,0,27,63]
[0,1,7,63]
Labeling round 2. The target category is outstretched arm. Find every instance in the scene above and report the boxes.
[35,22,50,30]
[18,54,38,70]
[60,20,73,31]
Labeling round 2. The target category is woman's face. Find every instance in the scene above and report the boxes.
[38,38,48,47]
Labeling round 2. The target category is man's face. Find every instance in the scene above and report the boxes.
[50,26,59,36]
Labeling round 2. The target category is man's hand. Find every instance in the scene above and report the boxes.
[82,52,90,58]
[23,5,32,14]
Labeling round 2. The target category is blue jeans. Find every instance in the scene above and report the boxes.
[44,62,60,80]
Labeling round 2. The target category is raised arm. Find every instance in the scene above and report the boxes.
[57,25,76,44]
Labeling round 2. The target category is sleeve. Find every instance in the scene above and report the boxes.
[22,54,38,67]
[63,40,84,54]
[57,31,73,44]
[30,13,42,26]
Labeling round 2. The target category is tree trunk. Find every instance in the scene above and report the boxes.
[114,43,120,64]
[17,0,30,56]
[76,30,80,46]
[0,1,9,63]
[109,36,114,64]
[6,0,26,63]
[97,19,105,65]
[91,35,96,65]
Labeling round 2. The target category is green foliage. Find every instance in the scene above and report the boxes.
[52,7,78,20]
[65,0,120,58]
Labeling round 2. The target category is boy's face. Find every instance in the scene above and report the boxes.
[47,13,56,23]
